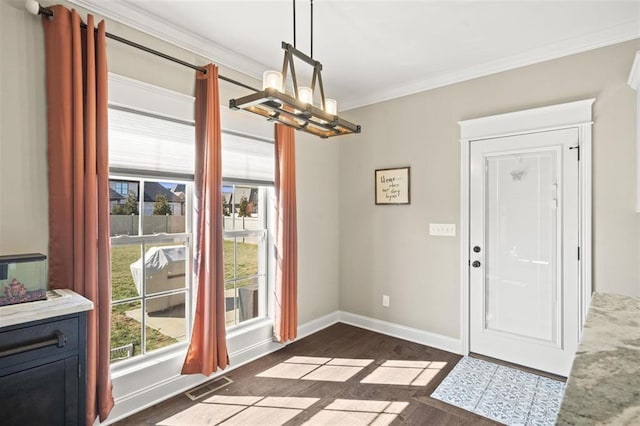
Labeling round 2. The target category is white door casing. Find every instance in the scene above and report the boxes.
[458,99,594,377]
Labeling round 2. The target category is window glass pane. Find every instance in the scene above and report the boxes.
[145,292,186,352]
[111,244,143,301]
[141,181,186,235]
[237,277,260,324]
[111,301,142,363]
[224,281,238,327]
[231,186,259,230]
[142,243,188,296]
[225,277,260,327]
[222,186,233,229]
[236,236,259,279]
[110,179,140,236]
[223,235,236,281]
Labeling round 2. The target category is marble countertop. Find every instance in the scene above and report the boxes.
[0,289,93,328]
[557,292,640,425]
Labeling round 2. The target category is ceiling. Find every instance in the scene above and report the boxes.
[69,0,639,111]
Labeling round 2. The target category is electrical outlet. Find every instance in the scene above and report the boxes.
[429,223,456,237]
[382,295,390,307]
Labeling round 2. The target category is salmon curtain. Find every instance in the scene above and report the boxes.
[274,124,298,342]
[43,6,114,424]
[182,64,229,375]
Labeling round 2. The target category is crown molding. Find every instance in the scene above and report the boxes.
[67,0,267,81]
[340,20,640,111]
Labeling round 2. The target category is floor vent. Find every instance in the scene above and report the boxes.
[185,376,233,401]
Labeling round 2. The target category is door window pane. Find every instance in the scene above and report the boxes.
[484,150,558,343]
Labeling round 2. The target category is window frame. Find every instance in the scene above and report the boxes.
[108,173,194,366]
[106,72,277,377]
[223,184,269,328]
[107,74,199,368]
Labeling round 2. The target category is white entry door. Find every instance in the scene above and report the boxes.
[469,128,580,376]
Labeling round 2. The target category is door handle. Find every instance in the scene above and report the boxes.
[472,260,481,268]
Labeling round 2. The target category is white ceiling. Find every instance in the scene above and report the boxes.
[70,0,640,110]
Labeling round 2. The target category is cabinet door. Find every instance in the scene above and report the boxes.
[0,356,79,426]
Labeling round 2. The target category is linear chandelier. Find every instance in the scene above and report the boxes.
[229,0,361,139]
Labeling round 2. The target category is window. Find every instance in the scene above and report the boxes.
[220,127,275,329]
[113,181,129,196]
[108,106,195,364]
[223,184,268,327]
[106,74,276,366]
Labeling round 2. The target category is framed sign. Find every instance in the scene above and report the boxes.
[375,167,410,205]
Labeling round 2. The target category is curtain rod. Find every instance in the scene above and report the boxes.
[26,1,260,93]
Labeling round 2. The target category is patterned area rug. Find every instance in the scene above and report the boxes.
[431,357,565,425]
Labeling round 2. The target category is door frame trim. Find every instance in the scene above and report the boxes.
[458,99,595,357]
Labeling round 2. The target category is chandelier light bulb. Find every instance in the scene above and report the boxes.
[262,70,283,92]
[298,87,313,105]
[325,98,337,115]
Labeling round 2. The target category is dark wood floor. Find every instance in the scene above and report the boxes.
[117,323,500,425]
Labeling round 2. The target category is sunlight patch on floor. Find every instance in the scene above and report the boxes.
[256,356,374,382]
[157,396,409,426]
[157,395,319,426]
[360,360,447,386]
[303,399,410,426]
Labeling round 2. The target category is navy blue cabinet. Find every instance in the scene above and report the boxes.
[0,312,87,426]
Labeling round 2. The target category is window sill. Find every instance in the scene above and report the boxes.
[110,341,189,380]
[227,317,272,339]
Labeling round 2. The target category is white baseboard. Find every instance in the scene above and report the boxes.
[338,311,463,355]
[297,311,340,339]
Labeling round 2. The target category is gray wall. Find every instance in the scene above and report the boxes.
[0,0,48,255]
[339,39,640,339]
[0,0,340,323]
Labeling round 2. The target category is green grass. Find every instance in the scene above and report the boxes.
[110,302,178,361]
[109,240,258,362]
[223,238,259,283]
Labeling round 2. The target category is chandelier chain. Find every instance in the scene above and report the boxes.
[292,0,314,58]
[310,0,313,59]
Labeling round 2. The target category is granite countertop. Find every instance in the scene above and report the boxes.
[557,292,640,425]
[0,289,93,328]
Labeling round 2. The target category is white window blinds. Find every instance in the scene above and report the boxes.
[221,131,274,185]
[108,107,275,184]
[108,108,195,178]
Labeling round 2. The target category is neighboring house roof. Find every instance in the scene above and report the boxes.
[110,188,125,200]
[171,184,186,194]
[143,181,184,203]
